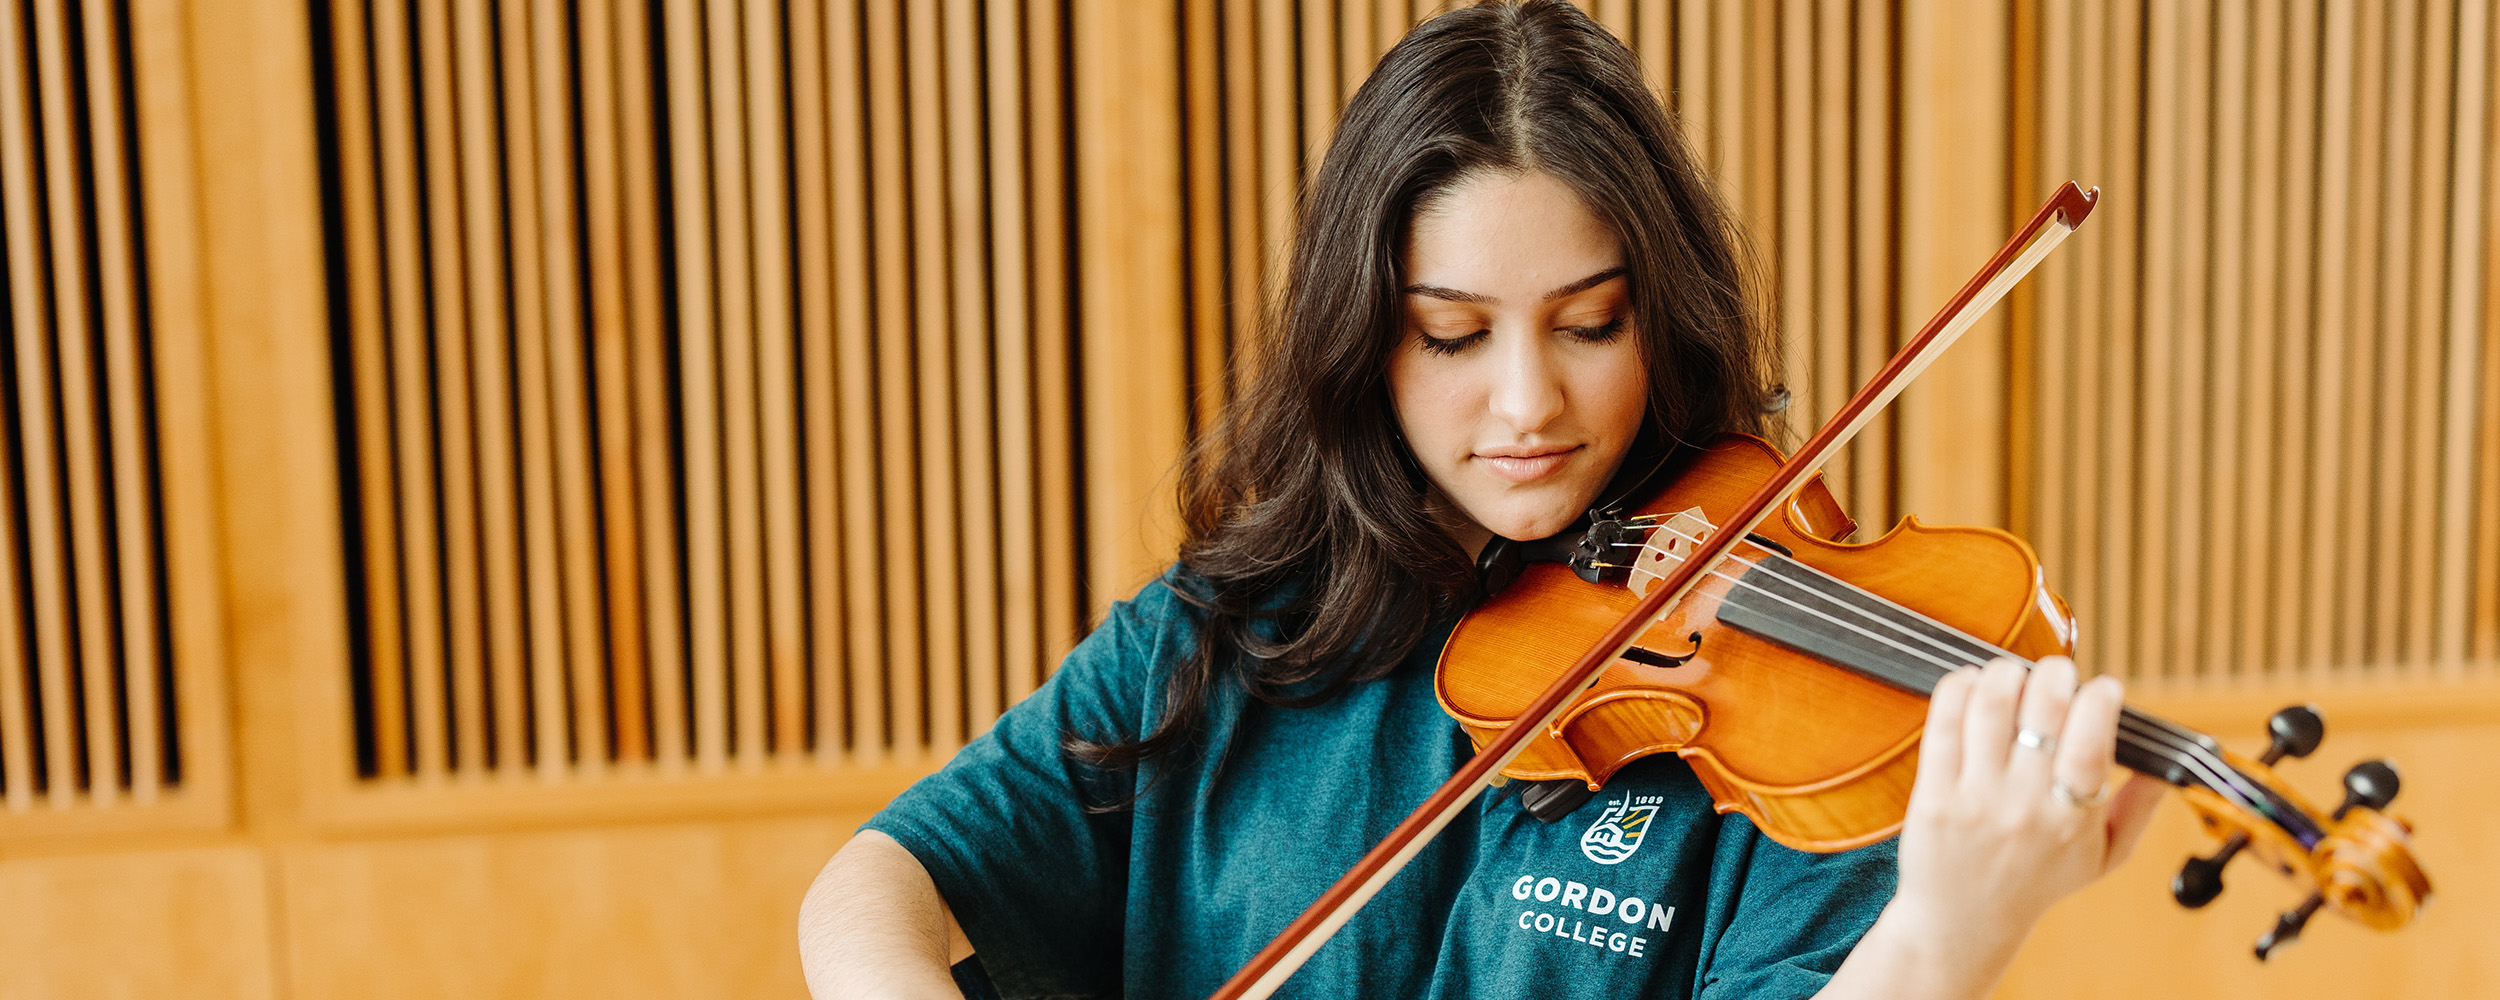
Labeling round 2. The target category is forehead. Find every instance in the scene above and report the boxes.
[1403,170,1622,298]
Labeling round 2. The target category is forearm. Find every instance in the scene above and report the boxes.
[799,830,975,1000]
[1811,896,2028,1000]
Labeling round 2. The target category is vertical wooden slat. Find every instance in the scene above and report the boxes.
[2305,0,2361,675]
[2235,0,2289,678]
[831,0,887,754]
[1775,0,1809,425]
[1256,0,1294,314]
[456,0,526,772]
[1813,0,1850,459]
[1076,0,1188,620]
[2478,15,2500,669]
[619,0,685,766]
[2274,0,2326,680]
[2058,0,2105,642]
[85,0,160,799]
[2334,0,2389,673]
[1593,0,1630,43]
[2093,0,2142,678]
[1220,0,1261,380]
[2166,0,2214,680]
[2203,0,2251,679]
[1338,0,1372,110]
[580,0,651,763]
[2439,0,2493,673]
[2029,0,2075,624]
[867,0,924,748]
[1741,0,1776,237]
[704,0,765,769]
[327,0,403,782]
[992,0,1041,705]
[0,0,35,807]
[744,0,805,760]
[1709,0,1743,200]
[1849,0,1892,531]
[909,0,964,750]
[34,0,123,802]
[0,0,77,803]
[1185,0,1227,435]
[1301,0,1337,172]
[1031,0,1081,668]
[2132,0,2181,682]
[497,0,570,779]
[396,0,461,780]
[2367,0,2422,670]
[0,405,25,804]
[1634,0,1666,97]
[1676,0,1709,161]
[2397,0,2451,672]
[948,0,1003,735]
[528,0,609,772]
[664,0,730,771]
[790,0,843,757]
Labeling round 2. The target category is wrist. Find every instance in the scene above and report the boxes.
[1865,894,2031,996]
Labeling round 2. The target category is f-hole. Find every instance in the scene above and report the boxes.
[1620,632,1703,669]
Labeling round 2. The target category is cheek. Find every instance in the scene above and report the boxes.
[1386,350,1480,454]
[1572,342,1649,439]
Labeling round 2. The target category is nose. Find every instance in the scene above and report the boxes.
[1486,327,1566,433]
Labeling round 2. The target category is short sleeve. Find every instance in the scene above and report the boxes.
[1691,818,1898,1000]
[863,578,1195,1000]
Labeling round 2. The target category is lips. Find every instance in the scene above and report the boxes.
[1475,445,1581,483]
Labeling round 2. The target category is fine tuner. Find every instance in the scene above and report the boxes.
[2167,704,2431,960]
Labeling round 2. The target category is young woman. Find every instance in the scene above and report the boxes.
[800,3,2161,997]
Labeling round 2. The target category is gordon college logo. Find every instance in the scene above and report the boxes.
[1579,793,1662,865]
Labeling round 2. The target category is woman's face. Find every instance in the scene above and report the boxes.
[1389,169,1648,556]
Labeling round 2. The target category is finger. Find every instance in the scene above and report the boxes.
[1960,657,2028,784]
[2101,774,2167,872]
[2054,674,2126,809]
[2009,656,2079,787]
[1918,666,1978,791]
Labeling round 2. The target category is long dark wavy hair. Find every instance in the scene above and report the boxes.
[1067,0,1778,777]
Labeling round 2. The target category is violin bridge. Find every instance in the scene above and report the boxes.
[1627,507,1714,599]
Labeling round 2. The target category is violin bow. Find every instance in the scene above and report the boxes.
[1206,182,2101,1000]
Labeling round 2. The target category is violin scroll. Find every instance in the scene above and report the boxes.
[2170,705,2433,960]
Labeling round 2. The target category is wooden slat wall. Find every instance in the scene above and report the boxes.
[310,0,2496,796]
[0,0,188,812]
[2021,0,2498,683]
[322,0,1083,775]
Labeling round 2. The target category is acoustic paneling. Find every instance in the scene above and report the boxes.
[320,0,1085,776]
[0,0,187,813]
[2020,0,2497,682]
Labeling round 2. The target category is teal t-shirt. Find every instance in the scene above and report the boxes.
[866,574,1896,999]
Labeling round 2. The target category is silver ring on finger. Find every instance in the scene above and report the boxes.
[2054,780,2107,809]
[2015,728,2057,755]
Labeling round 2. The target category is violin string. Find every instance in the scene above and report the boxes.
[1600,520,2278,818]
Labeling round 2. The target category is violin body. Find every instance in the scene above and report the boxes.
[1436,434,2079,852]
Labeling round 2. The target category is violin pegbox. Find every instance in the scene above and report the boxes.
[1627,507,1715,599]
[2168,705,2434,960]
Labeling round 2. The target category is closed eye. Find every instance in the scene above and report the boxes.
[1565,317,1628,344]
[1415,329,1488,356]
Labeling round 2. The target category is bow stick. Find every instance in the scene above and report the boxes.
[1207,182,2101,1000]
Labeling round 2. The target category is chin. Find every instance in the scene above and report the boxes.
[1476,506,1584,543]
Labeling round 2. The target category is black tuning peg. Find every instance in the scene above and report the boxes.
[2254,893,2325,960]
[2172,832,2249,908]
[2261,704,2325,765]
[2336,759,2401,819]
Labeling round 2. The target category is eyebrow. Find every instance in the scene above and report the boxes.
[1401,266,1626,305]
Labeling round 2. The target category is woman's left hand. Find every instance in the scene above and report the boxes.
[1892,656,2166,957]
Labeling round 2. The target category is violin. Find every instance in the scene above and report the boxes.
[1208,184,2433,1000]
[1439,432,2433,955]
